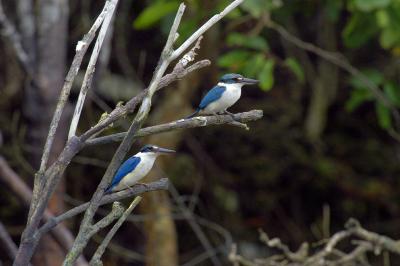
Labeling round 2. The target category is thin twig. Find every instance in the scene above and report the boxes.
[0,221,18,260]
[169,183,222,266]
[89,197,142,265]
[265,18,400,131]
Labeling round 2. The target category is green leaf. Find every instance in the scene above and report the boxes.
[354,0,391,12]
[349,69,384,89]
[241,0,282,17]
[375,102,392,129]
[227,33,269,51]
[384,81,400,106]
[258,59,275,91]
[376,9,390,27]
[342,13,379,48]
[243,54,265,77]
[133,1,179,29]
[345,89,374,112]
[380,27,400,48]
[284,58,305,83]
[217,50,252,71]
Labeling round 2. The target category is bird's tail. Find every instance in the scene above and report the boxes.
[185,108,200,119]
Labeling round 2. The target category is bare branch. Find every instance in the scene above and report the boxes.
[89,197,142,266]
[0,156,89,265]
[68,0,118,139]
[171,0,244,61]
[37,178,168,238]
[85,110,263,146]
[63,202,125,266]
[38,0,112,174]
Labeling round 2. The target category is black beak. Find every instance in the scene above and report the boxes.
[155,147,176,154]
[242,77,259,85]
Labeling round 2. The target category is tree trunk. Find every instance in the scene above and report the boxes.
[304,11,339,143]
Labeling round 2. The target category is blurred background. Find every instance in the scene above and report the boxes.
[1,0,400,265]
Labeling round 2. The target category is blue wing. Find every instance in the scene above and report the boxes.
[105,156,141,193]
[198,85,226,110]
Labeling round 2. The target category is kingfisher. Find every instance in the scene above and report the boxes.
[186,73,259,119]
[105,144,175,193]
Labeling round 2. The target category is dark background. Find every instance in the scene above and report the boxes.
[1,0,400,265]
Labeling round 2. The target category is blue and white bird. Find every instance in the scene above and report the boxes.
[186,73,258,118]
[105,144,175,193]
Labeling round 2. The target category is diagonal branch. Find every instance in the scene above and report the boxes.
[89,197,142,265]
[264,17,400,132]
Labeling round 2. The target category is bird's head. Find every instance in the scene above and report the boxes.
[139,144,175,156]
[219,73,259,86]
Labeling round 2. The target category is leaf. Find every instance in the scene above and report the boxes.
[345,89,374,112]
[384,81,400,106]
[375,102,392,129]
[376,9,390,27]
[217,50,252,71]
[243,54,265,77]
[354,0,391,12]
[342,12,379,48]
[284,58,305,83]
[348,69,383,89]
[133,1,179,29]
[241,0,282,17]
[258,59,275,91]
[227,33,269,51]
[380,27,400,48]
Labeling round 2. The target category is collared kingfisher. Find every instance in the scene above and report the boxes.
[186,73,259,119]
[105,144,175,193]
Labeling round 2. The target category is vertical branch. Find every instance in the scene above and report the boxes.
[68,0,118,139]
[38,0,111,173]
[89,197,142,265]
[64,4,187,264]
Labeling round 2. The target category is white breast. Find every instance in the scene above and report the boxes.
[114,153,157,191]
[203,83,242,114]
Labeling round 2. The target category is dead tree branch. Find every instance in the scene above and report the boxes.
[229,218,400,266]
[85,110,264,146]
[89,196,142,266]
[13,0,247,264]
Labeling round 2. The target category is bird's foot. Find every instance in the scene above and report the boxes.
[223,110,239,121]
[135,182,150,188]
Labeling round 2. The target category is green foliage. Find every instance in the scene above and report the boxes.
[375,102,392,129]
[353,0,391,12]
[284,58,305,84]
[258,59,275,91]
[227,33,269,51]
[133,1,179,29]
[241,0,283,17]
[342,12,379,48]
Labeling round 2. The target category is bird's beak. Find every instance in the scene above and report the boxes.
[156,147,176,154]
[242,77,259,85]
